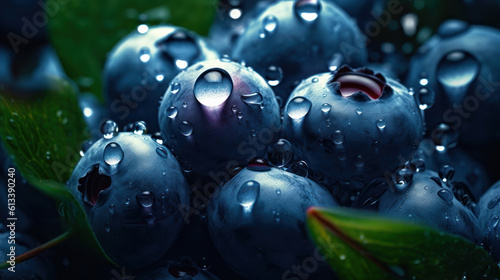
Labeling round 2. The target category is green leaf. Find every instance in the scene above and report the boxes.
[0,76,115,265]
[47,0,217,99]
[307,207,499,280]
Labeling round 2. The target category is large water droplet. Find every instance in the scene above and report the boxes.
[158,31,199,66]
[393,168,413,192]
[167,106,178,119]
[417,87,435,110]
[179,121,194,136]
[431,123,459,151]
[247,158,271,172]
[321,103,332,113]
[437,189,454,204]
[437,51,479,105]
[439,165,455,183]
[265,65,283,86]
[171,82,181,94]
[133,121,147,135]
[267,139,294,167]
[103,142,124,166]
[287,97,312,119]
[241,92,263,105]
[136,191,155,207]
[152,132,164,144]
[437,20,469,38]
[156,146,169,158]
[263,15,278,33]
[294,0,321,22]
[237,180,260,211]
[376,118,386,131]
[289,160,308,177]
[194,69,233,107]
[488,196,500,209]
[100,120,118,139]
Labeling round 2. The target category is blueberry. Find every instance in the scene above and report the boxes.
[67,131,189,269]
[207,165,338,280]
[406,20,500,147]
[158,59,281,176]
[232,0,368,101]
[282,66,423,187]
[478,181,500,261]
[378,169,481,243]
[104,25,218,132]
[135,260,221,280]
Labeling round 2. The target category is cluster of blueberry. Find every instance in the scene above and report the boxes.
[2,0,500,279]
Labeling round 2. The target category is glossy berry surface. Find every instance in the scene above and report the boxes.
[478,181,500,261]
[67,132,189,269]
[158,59,281,176]
[282,66,424,186]
[232,0,368,102]
[207,166,338,280]
[104,25,218,132]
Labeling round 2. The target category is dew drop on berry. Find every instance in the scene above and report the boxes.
[287,97,312,119]
[108,204,115,214]
[437,189,454,204]
[354,155,364,168]
[393,168,413,191]
[100,120,118,139]
[265,65,283,86]
[133,121,147,135]
[103,142,124,166]
[152,132,164,144]
[321,103,332,113]
[289,160,308,177]
[294,0,321,22]
[237,180,260,211]
[167,106,178,119]
[263,15,278,33]
[432,123,459,151]
[171,82,181,94]
[376,118,386,131]
[417,87,435,110]
[355,107,363,115]
[137,191,155,208]
[437,51,479,105]
[241,92,263,105]
[248,158,271,172]
[276,188,281,195]
[179,121,194,136]
[139,47,151,63]
[156,146,169,158]
[491,216,500,229]
[488,196,500,209]
[333,130,344,145]
[439,165,455,182]
[194,69,233,107]
[409,158,425,172]
[267,139,294,167]
[437,20,469,38]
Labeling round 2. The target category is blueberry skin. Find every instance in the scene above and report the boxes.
[158,59,281,176]
[104,25,218,132]
[67,132,189,269]
[135,260,221,280]
[406,20,500,146]
[282,68,423,185]
[232,0,368,101]
[379,170,481,243]
[478,181,500,261]
[207,167,338,280]
[414,139,490,199]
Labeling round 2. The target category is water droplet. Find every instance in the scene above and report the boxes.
[167,106,178,119]
[491,216,500,229]
[289,160,308,177]
[100,120,118,139]
[376,119,386,131]
[312,77,319,83]
[355,107,363,115]
[137,24,149,34]
[294,0,321,22]
[179,121,193,136]
[152,132,164,144]
[248,158,271,172]
[321,103,332,113]
[265,65,283,86]
[182,101,188,108]
[155,74,164,82]
[125,197,131,205]
[437,189,454,204]
[109,204,115,214]
[438,20,469,38]
[439,165,455,182]
[431,123,459,150]
[488,196,500,209]
[139,47,151,63]
[237,180,260,211]
[393,168,413,191]
[267,139,294,167]
[287,97,312,119]
[437,51,479,105]
[158,31,199,67]
[103,143,124,166]
[241,92,263,105]
[410,158,425,172]
[417,87,435,110]
[136,191,155,207]
[276,188,281,195]
[171,82,181,94]
[156,146,169,158]
[354,155,364,168]
[333,130,344,145]
[263,15,278,33]
[194,69,233,107]
[105,225,111,232]
[133,121,147,135]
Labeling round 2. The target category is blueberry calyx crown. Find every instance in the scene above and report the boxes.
[329,65,391,101]
[77,165,112,206]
